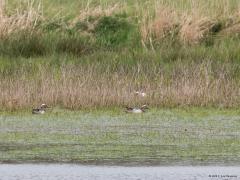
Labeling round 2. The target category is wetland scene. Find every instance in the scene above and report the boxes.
[0,0,240,179]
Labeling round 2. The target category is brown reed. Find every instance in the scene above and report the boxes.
[0,62,239,110]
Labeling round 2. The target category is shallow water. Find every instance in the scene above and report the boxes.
[0,164,239,180]
[1,109,240,164]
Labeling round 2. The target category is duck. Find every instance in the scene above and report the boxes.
[135,91,147,97]
[32,104,50,114]
[125,105,149,113]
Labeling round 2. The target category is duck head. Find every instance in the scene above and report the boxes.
[140,104,149,111]
[40,104,50,109]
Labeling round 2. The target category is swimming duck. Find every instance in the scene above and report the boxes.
[32,104,50,114]
[125,105,149,113]
[135,91,147,97]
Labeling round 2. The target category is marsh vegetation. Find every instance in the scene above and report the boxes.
[1,0,240,165]
[1,108,240,164]
[0,0,239,109]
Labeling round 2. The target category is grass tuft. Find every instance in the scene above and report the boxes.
[95,16,134,46]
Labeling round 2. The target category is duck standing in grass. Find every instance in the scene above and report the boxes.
[125,105,149,113]
[32,104,50,114]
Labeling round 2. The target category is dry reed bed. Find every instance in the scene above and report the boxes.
[138,2,240,44]
[1,1,240,44]
[0,62,239,110]
[0,1,41,38]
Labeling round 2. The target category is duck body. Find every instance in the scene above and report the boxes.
[125,105,148,113]
[130,108,144,113]
[32,104,50,115]
[32,108,45,114]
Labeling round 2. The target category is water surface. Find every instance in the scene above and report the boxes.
[0,164,239,180]
[1,108,240,164]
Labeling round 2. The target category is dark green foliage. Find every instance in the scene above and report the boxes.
[56,35,93,56]
[200,22,223,46]
[210,22,223,34]
[0,32,46,57]
[0,13,239,64]
[94,16,134,46]
[43,21,62,31]
[74,21,89,31]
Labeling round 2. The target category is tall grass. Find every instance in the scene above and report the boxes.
[0,1,240,109]
[2,1,240,53]
[0,55,239,110]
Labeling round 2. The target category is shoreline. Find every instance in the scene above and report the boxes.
[1,161,240,167]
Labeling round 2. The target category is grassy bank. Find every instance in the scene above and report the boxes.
[0,108,240,165]
[0,0,239,109]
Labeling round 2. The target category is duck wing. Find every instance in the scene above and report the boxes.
[125,106,133,111]
[32,108,41,114]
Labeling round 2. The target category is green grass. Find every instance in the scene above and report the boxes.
[0,108,240,165]
[0,0,239,108]
[1,0,240,59]
[7,0,240,17]
[1,0,240,64]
